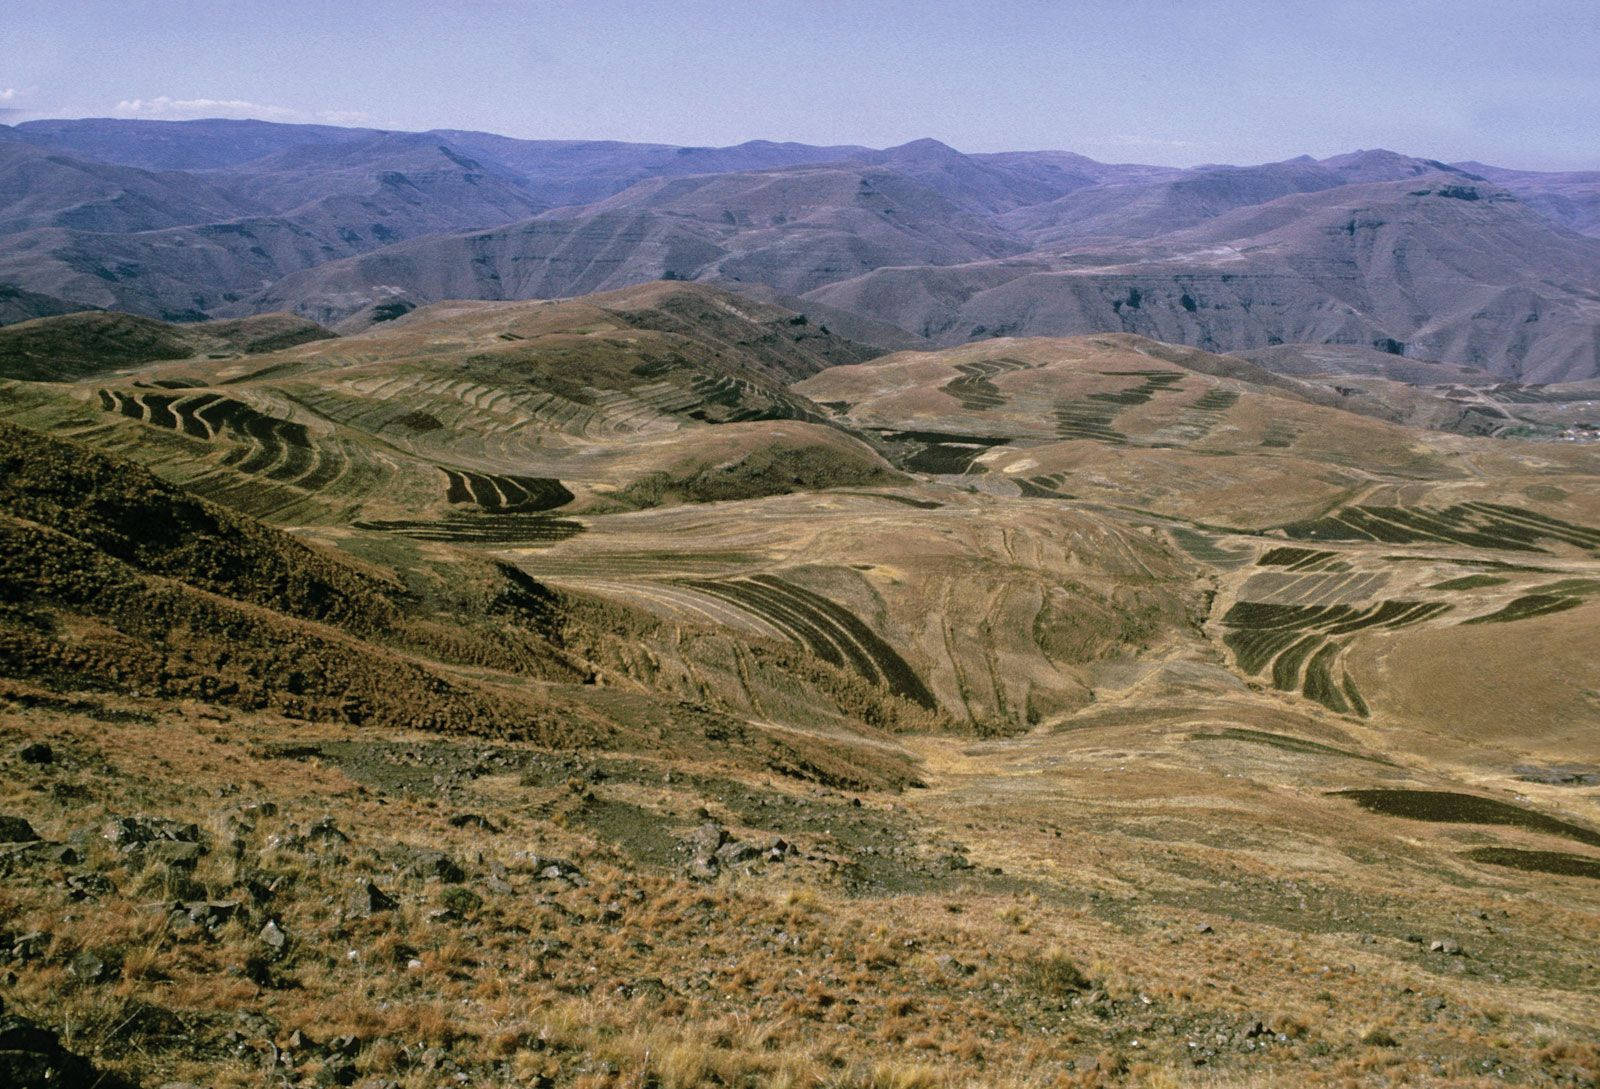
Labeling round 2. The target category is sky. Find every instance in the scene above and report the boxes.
[4,0,1599,170]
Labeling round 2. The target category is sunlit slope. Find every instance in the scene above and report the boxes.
[0,283,901,532]
[797,331,1600,750]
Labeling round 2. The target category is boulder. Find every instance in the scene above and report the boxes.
[0,816,40,844]
[347,878,396,917]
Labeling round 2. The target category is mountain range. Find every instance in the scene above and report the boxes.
[3,117,1600,381]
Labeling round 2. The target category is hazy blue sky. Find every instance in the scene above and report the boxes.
[4,0,1599,169]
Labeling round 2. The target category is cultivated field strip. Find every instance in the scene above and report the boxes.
[1462,594,1587,625]
[442,468,573,512]
[1088,369,1185,405]
[1016,473,1072,500]
[97,383,580,526]
[1220,598,1452,715]
[1235,569,1390,606]
[1282,503,1600,553]
[677,574,937,708]
[1167,527,1256,570]
[1256,547,1343,571]
[351,513,584,544]
[1052,399,1126,443]
[1171,386,1241,442]
[511,550,766,578]
[546,578,791,641]
[940,356,1034,411]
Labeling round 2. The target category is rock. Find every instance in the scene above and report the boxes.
[305,817,349,844]
[1196,923,1215,934]
[101,816,200,850]
[17,743,53,765]
[1429,939,1463,956]
[685,821,726,860]
[389,845,465,884]
[935,954,977,977]
[522,854,582,882]
[67,949,121,984]
[0,816,40,844]
[447,813,498,831]
[258,919,289,957]
[180,900,242,931]
[6,932,46,962]
[32,844,79,865]
[764,838,794,861]
[146,841,205,870]
[63,874,114,900]
[715,841,761,866]
[687,857,719,881]
[347,878,396,917]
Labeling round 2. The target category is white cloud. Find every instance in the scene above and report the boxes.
[317,109,371,126]
[113,96,303,121]
[109,97,369,127]
[0,89,19,102]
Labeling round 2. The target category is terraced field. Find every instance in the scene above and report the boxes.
[1282,502,1600,553]
[351,513,585,544]
[1166,526,1255,570]
[677,574,938,709]
[1088,369,1185,405]
[442,468,572,512]
[1220,598,1453,715]
[1051,398,1127,443]
[938,356,1034,410]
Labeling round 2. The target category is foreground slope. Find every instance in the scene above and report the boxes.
[3,291,1600,1088]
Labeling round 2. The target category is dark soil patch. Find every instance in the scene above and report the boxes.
[1463,847,1600,880]
[1191,728,1390,765]
[1333,789,1600,848]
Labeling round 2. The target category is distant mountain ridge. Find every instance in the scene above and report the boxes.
[2,118,1599,379]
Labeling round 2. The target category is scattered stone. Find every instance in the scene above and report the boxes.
[17,742,53,765]
[305,817,349,844]
[0,816,41,844]
[63,874,113,900]
[935,954,977,977]
[101,816,200,850]
[448,813,498,831]
[521,854,582,882]
[258,919,290,958]
[146,840,205,870]
[686,821,726,859]
[1429,939,1463,956]
[715,841,761,866]
[5,932,46,963]
[32,844,79,865]
[389,845,466,884]
[1196,923,1215,934]
[67,948,122,985]
[347,878,396,917]
[179,900,242,932]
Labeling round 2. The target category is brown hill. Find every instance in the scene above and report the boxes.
[0,309,333,381]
